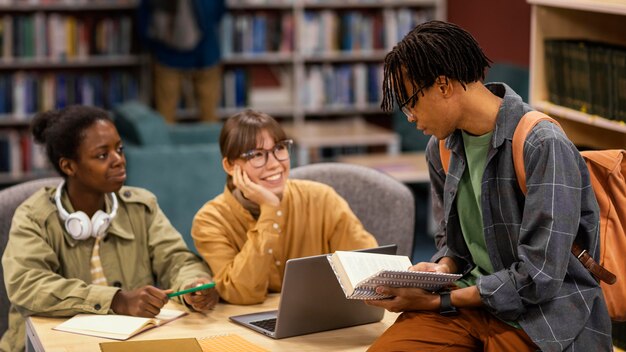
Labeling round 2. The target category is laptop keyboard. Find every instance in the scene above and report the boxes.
[250,318,277,332]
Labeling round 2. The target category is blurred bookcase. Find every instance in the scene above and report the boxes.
[0,0,146,187]
[219,0,446,164]
[528,0,626,149]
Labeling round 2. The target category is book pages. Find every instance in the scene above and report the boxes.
[53,309,186,340]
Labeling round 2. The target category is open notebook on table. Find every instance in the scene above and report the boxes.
[53,308,186,340]
[229,245,396,339]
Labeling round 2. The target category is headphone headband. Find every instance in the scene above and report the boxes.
[55,181,118,240]
[55,181,118,220]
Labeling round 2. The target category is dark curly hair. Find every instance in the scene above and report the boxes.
[381,20,492,112]
[31,105,112,176]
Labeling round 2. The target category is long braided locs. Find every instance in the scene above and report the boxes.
[381,20,492,112]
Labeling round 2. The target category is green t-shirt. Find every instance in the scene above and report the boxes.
[456,130,494,288]
[455,130,521,328]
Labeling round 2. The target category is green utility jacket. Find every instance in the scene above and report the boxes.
[0,185,211,352]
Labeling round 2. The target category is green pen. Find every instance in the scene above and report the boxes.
[167,282,216,298]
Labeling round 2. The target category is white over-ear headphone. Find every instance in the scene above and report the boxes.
[55,181,118,240]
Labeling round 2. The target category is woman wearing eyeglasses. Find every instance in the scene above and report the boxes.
[191,109,378,304]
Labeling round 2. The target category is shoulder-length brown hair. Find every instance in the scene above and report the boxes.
[220,109,287,189]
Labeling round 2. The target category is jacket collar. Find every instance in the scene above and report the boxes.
[445,82,527,153]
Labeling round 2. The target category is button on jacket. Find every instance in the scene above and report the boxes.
[1,186,211,352]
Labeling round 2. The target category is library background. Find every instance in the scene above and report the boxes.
[1,0,626,253]
[0,0,625,348]
[0,1,625,234]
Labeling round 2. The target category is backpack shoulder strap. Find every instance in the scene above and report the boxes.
[438,110,561,192]
[440,111,615,285]
[512,111,561,194]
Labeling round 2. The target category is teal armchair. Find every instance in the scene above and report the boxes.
[112,101,226,252]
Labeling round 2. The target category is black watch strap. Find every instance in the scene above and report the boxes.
[439,290,459,316]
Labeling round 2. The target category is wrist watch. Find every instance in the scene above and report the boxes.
[439,290,459,316]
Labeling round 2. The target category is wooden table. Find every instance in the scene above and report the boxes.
[337,152,429,184]
[283,119,400,165]
[25,295,399,352]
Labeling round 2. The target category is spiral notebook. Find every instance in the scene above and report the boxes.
[328,251,462,299]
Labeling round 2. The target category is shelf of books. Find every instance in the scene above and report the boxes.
[0,1,137,12]
[220,0,446,124]
[0,0,142,187]
[528,0,626,149]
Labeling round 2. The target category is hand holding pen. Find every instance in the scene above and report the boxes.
[176,279,219,312]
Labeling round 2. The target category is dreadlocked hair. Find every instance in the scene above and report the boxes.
[381,20,492,112]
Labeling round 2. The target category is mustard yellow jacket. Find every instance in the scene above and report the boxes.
[192,179,378,305]
[1,185,211,352]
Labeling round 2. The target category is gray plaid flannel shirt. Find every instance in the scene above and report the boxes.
[427,83,612,352]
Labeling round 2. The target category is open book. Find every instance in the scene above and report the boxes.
[53,308,187,340]
[328,251,462,300]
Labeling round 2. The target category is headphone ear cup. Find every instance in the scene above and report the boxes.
[65,211,92,240]
[90,210,111,239]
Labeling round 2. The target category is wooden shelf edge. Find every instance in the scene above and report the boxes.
[0,171,57,187]
[223,53,294,65]
[0,1,138,11]
[228,0,441,10]
[532,101,626,134]
[0,118,31,128]
[0,55,144,69]
[301,0,440,9]
[527,0,626,16]
[227,1,293,10]
[302,51,387,62]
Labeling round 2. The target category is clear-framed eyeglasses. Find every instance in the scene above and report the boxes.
[399,86,425,120]
[240,139,293,168]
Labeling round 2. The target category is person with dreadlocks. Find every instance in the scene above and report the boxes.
[364,21,611,352]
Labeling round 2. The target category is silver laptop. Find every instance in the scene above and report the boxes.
[229,244,397,339]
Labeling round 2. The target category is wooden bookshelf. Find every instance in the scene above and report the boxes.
[0,1,137,12]
[528,0,626,149]
[213,0,447,164]
[221,0,447,125]
[0,0,145,186]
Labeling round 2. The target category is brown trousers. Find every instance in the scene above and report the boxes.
[153,61,222,123]
[368,309,538,352]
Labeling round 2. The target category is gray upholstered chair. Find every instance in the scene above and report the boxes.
[290,162,415,257]
[0,177,62,338]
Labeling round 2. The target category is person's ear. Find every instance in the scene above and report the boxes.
[436,76,453,97]
[222,157,235,176]
[59,157,75,177]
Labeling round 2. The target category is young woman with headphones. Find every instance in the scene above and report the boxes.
[0,106,218,352]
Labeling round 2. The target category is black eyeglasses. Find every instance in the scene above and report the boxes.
[240,139,293,168]
[399,86,424,119]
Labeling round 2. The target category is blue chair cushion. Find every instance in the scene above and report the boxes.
[113,101,172,146]
[123,144,225,252]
